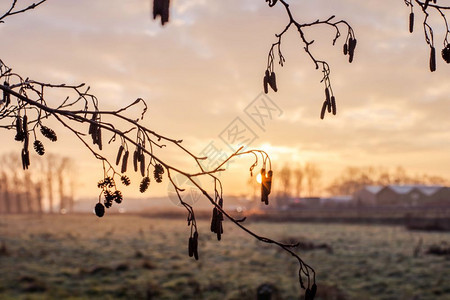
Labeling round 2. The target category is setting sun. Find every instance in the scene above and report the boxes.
[256,173,262,184]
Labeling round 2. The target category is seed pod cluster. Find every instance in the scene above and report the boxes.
[260,169,272,205]
[121,175,131,186]
[153,0,170,25]
[102,189,123,209]
[133,146,146,175]
[97,176,115,189]
[40,125,57,142]
[88,113,102,150]
[320,88,336,119]
[344,36,357,63]
[430,46,436,72]
[409,12,414,33]
[442,44,450,63]
[95,202,105,217]
[210,199,224,241]
[263,69,278,93]
[188,231,199,260]
[140,176,150,193]
[33,140,45,156]
[153,163,164,183]
[96,175,124,213]
[3,81,10,106]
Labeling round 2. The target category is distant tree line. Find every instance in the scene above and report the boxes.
[0,153,75,214]
[246,162,323,207]
[251,164,449,203]
[327,166,449,196]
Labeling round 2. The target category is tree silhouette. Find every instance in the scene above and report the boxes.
[0,152,72,214]
[327,165,449,196]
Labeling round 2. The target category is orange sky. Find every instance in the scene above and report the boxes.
[1,0,449,200]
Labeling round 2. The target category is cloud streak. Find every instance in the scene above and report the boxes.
[0,0,448,197]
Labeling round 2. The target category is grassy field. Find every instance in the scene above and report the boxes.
[0,214,449,300]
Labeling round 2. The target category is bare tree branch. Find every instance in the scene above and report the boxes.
[0,0,47,23]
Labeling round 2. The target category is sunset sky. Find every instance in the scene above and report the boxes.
[1,0,449,201]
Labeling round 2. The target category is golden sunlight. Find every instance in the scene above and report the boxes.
[256,173,262,184]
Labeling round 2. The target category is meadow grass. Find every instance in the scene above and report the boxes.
[0,214,449,299]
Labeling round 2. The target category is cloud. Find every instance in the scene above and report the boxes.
[0,0,449,197]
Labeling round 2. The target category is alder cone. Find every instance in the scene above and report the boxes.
[121,175,131,186]
[104,200,112,208]
[40,126,57,142]
[104,190,115,203]
[95,203,105,217]
[442,44,450,63]
[140,176,150,193]
[113,190,123,204]
[33,140,45,156]
[153,164,164,183]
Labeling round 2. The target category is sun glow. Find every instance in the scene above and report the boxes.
[256,173,262,184]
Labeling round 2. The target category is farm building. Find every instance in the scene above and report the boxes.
[353,185,450,207]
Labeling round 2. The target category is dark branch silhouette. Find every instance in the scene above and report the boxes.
[0,1,316,297]
[404,0,450,71]
[0,0,47,23]
[263,0,355,121]
[152,0,448,122]
[2,1,449,299]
